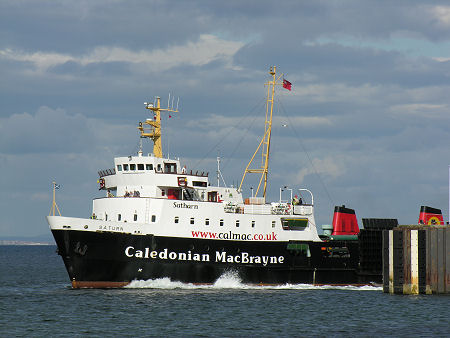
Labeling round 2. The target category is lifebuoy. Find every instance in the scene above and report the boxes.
[427,216,440,225]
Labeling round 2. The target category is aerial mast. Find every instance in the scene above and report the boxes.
[239,66,284,200]
[138,96,179,158]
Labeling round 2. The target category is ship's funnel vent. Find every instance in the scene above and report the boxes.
[332,205,360,235]
[418,206,444,225]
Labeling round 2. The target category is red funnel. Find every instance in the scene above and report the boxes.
[332,205,359,235]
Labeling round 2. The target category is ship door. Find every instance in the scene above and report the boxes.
[208,191,218,202]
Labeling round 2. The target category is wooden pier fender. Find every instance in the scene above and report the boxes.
[383,227,449,294]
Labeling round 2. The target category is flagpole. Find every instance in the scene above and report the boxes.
[50,181,61,216]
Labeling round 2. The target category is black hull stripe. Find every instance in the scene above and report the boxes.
[52,230,382,287]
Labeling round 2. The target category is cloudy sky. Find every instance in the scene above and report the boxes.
[2,0,450,238]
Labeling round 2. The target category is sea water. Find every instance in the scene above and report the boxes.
[0,246,448,337]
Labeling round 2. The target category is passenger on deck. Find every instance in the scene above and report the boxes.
[181,165,186,174]
[292,195,300,205]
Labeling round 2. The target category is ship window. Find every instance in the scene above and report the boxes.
[190,218,195,225]
[272,220,276,228]
[151,215,156,222]
[193,181,207,187]
[220,219,224,226]
[105,214,108,221]
[134,214,138,221]
[117,165,122,171]
[164,163,177,174]
[205,219,209,226]
[123,164,129,171]
[157,164,162,172]
[146,164,153,170]
[252,220,255,228]
[161,189,165,197]
[118,214,121,221]
[138,164,144,170]
[130,164,136,171]
[282,218,308,230]
[236,220,240,227]
[174,216,179,224]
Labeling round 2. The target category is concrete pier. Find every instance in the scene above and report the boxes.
[383,227,449,294]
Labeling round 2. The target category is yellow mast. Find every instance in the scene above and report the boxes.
[239,66,284,200]
[138,96,178,158]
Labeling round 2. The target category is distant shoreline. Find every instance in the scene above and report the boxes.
[0,241,54,246]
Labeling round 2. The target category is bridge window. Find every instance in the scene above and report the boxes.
[164,163,177,173]
[130,164,136,171]
[146,164,153,170]
[123,164,129,171]
[117,165,122,171]
[138,164,144,170]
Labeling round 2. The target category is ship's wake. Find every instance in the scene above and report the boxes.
[125,270,381,291]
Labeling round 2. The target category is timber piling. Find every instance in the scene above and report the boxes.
[382,226,450,294]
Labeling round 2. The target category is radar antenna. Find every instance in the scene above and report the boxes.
[138,95,180,158]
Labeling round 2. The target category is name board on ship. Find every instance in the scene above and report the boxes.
[173,202,199,209]
[124,246,285,266]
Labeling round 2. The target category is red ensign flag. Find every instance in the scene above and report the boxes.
[283,79,292,91]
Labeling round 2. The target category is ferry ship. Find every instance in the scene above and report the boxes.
[47,67,385,288]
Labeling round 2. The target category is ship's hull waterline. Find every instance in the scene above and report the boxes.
[52,229,381,288]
